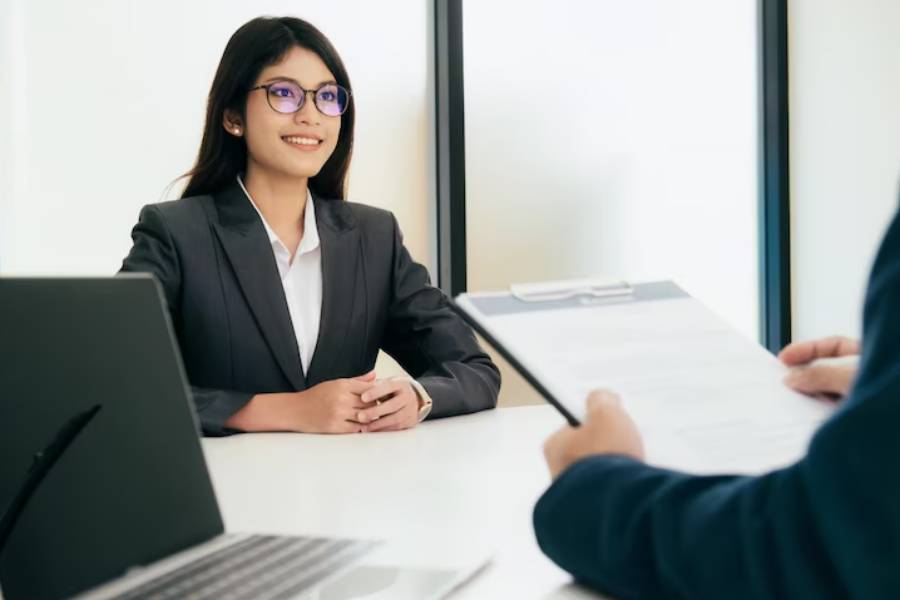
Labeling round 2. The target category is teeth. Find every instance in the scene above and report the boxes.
[283,136,320,146]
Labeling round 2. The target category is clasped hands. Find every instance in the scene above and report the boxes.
[299,370,422,434]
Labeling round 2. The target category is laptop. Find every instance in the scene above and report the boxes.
[0,275,485,600]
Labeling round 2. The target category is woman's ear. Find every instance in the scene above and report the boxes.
[223,109,244,137]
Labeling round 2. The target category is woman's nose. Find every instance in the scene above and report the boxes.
[293,91,320,125]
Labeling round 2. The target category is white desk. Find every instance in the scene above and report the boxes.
[202,405,600,599]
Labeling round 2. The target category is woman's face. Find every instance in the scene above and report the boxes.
[232,45,342,181]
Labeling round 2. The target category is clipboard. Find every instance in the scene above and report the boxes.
[451,279,834,474]
[449,279,668,427]
[449,297,582,426]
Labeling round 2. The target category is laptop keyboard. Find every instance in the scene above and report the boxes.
[115,534,376,600]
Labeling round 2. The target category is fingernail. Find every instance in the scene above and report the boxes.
[357,412,367,423]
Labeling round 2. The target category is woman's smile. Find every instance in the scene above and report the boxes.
[282,133,323,152]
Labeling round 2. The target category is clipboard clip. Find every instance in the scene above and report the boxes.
[510,279,634,303]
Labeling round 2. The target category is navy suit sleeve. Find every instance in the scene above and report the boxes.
[534,209,900,599]
[380,214,501,418]
[120,205,250,436]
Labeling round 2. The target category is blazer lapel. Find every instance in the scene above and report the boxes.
[305,197,361,385]
[211,182,307,391]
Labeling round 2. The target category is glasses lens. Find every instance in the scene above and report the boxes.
[315,84,349,116]
[267,81,303,113]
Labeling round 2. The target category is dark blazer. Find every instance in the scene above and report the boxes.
[534,205,900,599]
[120,181,500,436]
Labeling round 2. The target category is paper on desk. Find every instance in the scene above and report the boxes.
[462,294,835,475]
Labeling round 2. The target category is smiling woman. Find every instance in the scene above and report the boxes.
[119,16,500,436]
[181,18,354,201]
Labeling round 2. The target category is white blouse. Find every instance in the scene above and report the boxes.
[236,175,432,416]
[237,174,321,375]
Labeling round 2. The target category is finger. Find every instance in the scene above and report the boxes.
[543,426,571,460]
[586,390,621,412]
[366,413,413,432]
[778,336,860,366]
[342,378,380,395]
[327,390,374,411]
[356,394,407,424]
[360,379,406,404]
[366,404,416,432]
[542,427,576,478]
[784,364,857,397]
[351,369,377,382]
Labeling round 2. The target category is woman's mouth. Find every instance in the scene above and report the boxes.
[282,135,323,151]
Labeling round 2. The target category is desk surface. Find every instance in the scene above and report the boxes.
[202,405,598,599]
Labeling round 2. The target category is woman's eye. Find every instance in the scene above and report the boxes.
[319,91,336,102]
[271,87,296,98]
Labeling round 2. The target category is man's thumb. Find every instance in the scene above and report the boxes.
[587,390,620,412]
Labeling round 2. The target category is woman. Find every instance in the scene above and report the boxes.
[121,16,500,436]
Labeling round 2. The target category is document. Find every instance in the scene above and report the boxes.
[456,281,835,475]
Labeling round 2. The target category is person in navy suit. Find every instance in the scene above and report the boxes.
[534,202,900,599]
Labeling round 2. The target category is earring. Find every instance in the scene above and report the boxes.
[233,127,241,135]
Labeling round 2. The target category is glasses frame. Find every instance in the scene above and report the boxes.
[248,79,351,117]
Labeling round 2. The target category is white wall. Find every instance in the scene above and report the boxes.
[789,0,900,342]
[463,1,761,404]
[0,0,434,277]
[0,0,21,271]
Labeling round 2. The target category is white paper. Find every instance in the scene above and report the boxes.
[459,293,835,475]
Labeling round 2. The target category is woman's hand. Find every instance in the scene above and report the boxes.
[225,370,378,433]
[291,370,380,433]
[778,336,860,400]
[354,378,422,433]
[543,391,644,480]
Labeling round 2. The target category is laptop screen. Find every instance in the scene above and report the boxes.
[0,276,224,600]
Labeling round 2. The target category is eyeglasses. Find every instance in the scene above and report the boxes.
[249,79,351,117]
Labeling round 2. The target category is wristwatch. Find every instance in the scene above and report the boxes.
[401,377,433,422]
[417,392,433,422]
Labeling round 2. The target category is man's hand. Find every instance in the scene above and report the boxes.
[778,336,860,400]
[543,390,645,480]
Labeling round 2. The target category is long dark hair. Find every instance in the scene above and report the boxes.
[181,16,354,200]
